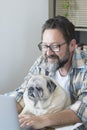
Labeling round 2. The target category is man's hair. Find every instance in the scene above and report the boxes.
[41,15,76,44]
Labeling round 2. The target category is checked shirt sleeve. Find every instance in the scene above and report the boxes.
[69,69,87,128]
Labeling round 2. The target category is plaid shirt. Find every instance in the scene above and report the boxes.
[7,48,87,130]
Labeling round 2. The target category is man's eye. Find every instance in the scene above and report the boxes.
[52,45,59,48]
[42,45,48,48]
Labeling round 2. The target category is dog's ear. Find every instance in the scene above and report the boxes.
[47,79,56,93]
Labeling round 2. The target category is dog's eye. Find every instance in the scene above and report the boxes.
[47,80,56,93]
[28,87,34,94]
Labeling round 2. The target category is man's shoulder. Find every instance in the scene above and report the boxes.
[73,48,87,68]
[32,55,44,68]
[35,55,44,64]
[29,55,45,74]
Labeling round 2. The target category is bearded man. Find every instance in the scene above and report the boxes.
[7,16,87,130]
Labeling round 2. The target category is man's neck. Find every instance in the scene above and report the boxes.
[59,57,72,76]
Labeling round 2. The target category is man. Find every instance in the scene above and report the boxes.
[9,16,87,129]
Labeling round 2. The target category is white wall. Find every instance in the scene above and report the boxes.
[0,0,48,93]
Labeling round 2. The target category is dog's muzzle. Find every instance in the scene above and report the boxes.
[28,86,43,100]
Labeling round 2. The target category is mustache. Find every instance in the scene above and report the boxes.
[45,54,59,63]
[46,54,58,59]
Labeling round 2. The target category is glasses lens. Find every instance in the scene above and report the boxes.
[38,43,48,51]
[51,45,59,52]
[42,45,48,51]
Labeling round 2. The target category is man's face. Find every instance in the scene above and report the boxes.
[42,29,70,70]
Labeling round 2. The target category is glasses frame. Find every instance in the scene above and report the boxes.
[38,42,66,52]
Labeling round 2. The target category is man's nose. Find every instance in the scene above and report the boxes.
[46,47,54,55]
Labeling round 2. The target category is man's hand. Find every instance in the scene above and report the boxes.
[18,114,49,129]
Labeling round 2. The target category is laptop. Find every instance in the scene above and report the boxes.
[0,95,20,130]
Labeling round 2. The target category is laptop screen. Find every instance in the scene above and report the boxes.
[0,95,20,130]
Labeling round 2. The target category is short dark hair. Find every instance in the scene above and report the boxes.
[42,15,76,44]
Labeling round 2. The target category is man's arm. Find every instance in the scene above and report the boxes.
[19,109,81,129]
[16,103,23,114]
[46,109,81,127]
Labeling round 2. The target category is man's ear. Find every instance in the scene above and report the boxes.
[47,79,56,93]
[69,39,77,52]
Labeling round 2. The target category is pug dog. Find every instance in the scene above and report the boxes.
[21,75,71,115]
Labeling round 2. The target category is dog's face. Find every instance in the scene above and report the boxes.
[26,75,56,104]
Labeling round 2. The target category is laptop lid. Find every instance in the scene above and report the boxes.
[0,95,20,130]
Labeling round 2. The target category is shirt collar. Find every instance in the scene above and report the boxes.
[72,48,86,69]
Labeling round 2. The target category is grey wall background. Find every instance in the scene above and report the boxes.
[0,0,48,93]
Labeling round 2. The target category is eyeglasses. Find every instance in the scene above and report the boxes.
[38,42,66,52]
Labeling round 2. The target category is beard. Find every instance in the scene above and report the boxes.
[42,48,70,73]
